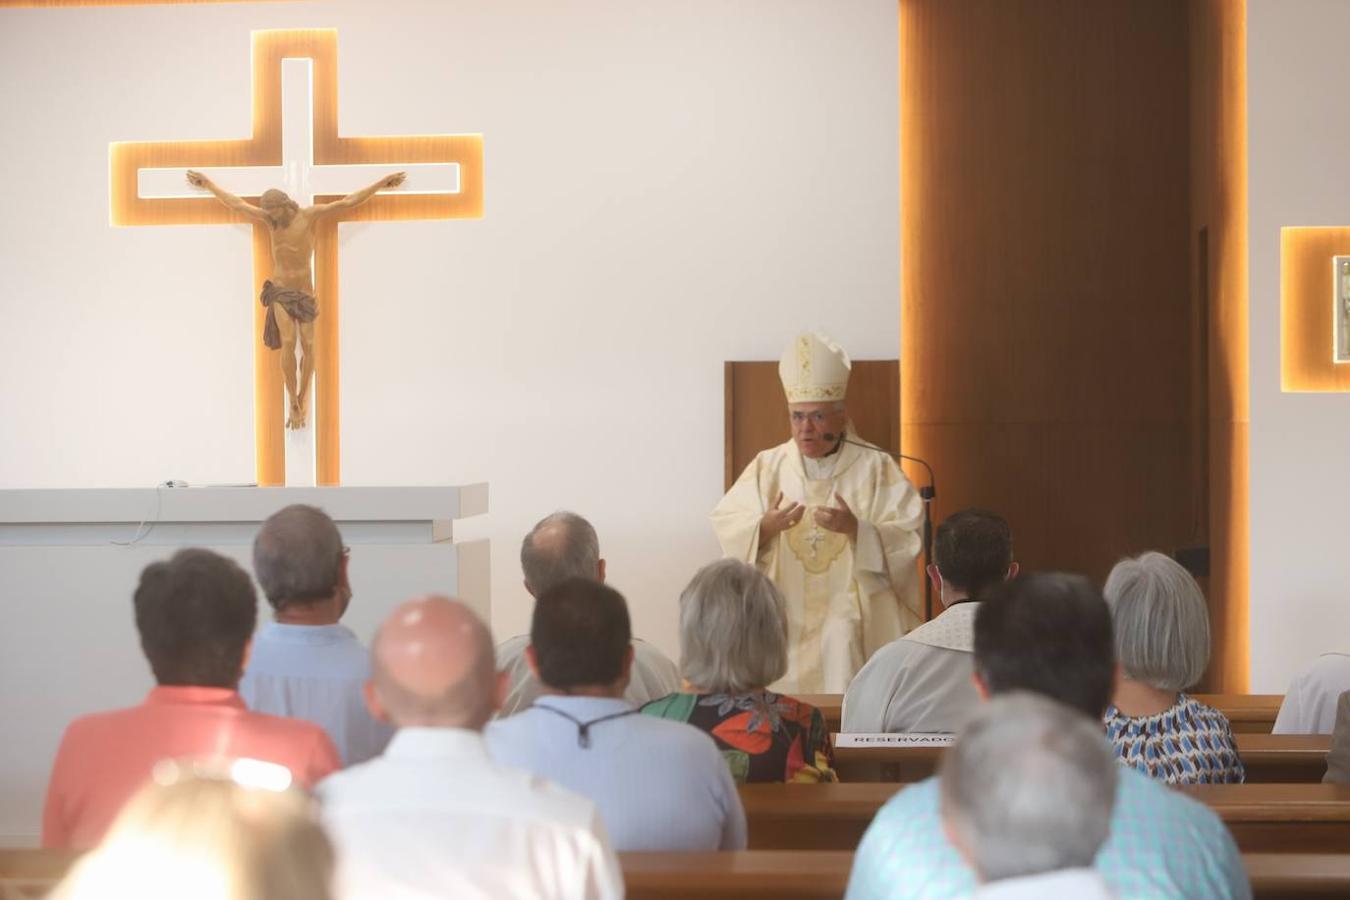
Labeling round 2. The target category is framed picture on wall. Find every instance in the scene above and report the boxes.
[1335,256,1350,363]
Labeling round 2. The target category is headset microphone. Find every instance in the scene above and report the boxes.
[822,432,839,442]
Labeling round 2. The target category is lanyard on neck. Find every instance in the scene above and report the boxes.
[531,702,638,749]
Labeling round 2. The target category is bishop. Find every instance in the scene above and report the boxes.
[711,332,924,693]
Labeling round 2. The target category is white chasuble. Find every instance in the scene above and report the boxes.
[711,433,924,693]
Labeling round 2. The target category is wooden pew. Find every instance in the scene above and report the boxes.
[1246,853,1350,898]
[799,693,1284,736]
[4,846,1348,898]
[622,850,852,899]
[829,732,1330,783]
[737,782,1350,852]
[1176,784,1350,853]
[1237,734,1333,783]
[1199,693,1284,734]
[621,850,1350,899]
[0,848,80,899]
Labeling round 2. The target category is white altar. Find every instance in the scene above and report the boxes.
[0,484,488,845]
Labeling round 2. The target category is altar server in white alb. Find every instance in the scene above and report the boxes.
[711,332,924,693]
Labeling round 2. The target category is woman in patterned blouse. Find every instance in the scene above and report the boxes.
[1102,552,1244,784]
[642,559,836,783]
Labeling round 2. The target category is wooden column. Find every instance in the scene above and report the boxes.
[899,2,1195,617]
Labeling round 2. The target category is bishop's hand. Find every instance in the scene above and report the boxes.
[814,492,858,539]
[760,491,805,544]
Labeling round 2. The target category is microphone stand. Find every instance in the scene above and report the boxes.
[840,437,938,621]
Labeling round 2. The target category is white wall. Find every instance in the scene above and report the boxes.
[0,2,899,661]
[1248,0,1350,691]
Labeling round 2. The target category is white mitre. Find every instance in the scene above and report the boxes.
[779,332,851,402]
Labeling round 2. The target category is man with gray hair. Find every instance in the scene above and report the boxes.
[846,573,1248,899]
[241,504,393,765]
[940,693,1116,898]
[495,511,679,716]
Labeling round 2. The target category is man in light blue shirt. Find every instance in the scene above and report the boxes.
[845,573,1250,900]
[241,504,393,765]
[486,577,746,852]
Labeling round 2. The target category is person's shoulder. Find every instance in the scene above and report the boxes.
[491,764,605,828]
[1115,766,1228,832]
[1181,694,1237,726]
[496,633,530,660]
[329,624,371,653]
[859,778,942,847]
[244,706,333,743]
[308,628,373,671]
[861,635,924,673]
[628,711,721,755]
[632,638,675,662]
[483,709,535,748]
[1304,652,1350,681]
[879,776,940,815]
[752,440,797,467]
[776,692,826,720]
[57,704,142,745]
[632,639,679,675]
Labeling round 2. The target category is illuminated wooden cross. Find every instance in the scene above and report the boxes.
[110,28,482,486]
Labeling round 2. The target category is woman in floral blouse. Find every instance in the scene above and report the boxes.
[1102,552,1244,784]
[642,559,835,783]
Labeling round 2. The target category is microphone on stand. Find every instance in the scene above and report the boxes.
[826,431,939,622]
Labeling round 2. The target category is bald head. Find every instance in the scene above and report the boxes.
[520,512,601,596]
[368,596,499,730]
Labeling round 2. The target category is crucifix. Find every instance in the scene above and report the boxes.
[110,28,483,485]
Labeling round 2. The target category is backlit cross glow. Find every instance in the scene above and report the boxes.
[138,60,461,205]
[110,29,483,485]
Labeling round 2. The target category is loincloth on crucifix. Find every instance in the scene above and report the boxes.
[259,279,319,350]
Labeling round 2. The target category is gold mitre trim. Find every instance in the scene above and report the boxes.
[779,332,851,403]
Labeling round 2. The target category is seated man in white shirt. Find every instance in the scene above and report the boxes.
[843,509,1016,733]
[318,595,622,900]
[940,692,1116,899]
[1274,652,1350,734]
[241,504,393,765]
[487,577,747,852]
[497,511,680,716]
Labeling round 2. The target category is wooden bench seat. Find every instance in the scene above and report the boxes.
[5,846,1349,898]
[830,732,1330,783]
[798,692,1284,736]
[738,782,1350,852]
[622,849,853,899]
[621,850,1350,899]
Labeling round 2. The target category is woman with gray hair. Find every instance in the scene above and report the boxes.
[1103,551,1244,784]
[641,559,836,783]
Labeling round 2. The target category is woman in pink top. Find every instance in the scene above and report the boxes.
[42,549,341,848]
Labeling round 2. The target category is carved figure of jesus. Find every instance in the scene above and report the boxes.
[186,169,406,428]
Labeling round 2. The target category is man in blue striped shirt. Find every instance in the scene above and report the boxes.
[845,573,1250,900]
[486,577,746,852]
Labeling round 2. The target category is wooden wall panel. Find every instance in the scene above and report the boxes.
[900,1,1195,605]
[725,361,898,490]
[1189,0,1249,691]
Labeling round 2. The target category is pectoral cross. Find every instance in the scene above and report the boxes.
[110,29,483,485]
[802,523,828,559]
